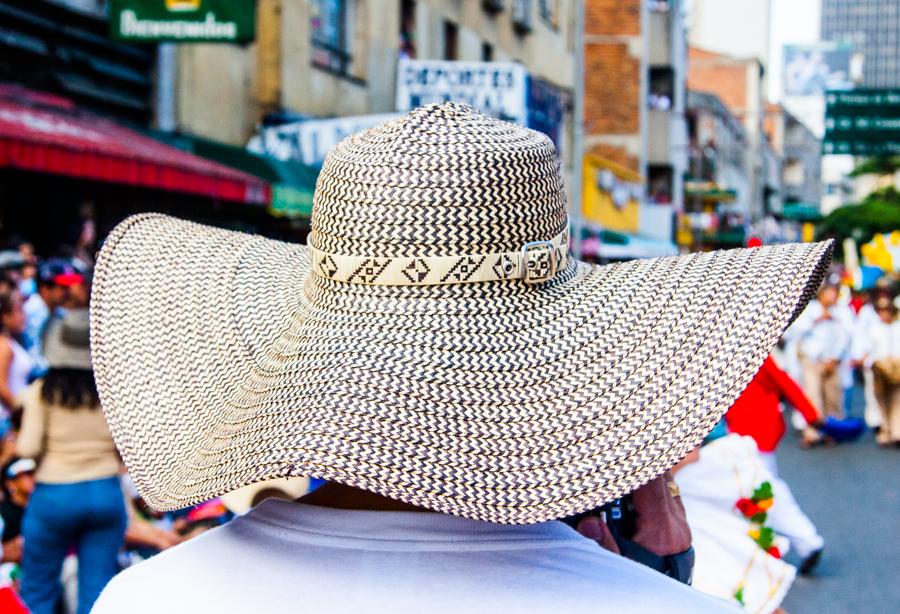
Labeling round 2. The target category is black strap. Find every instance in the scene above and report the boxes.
[615,537,695,585]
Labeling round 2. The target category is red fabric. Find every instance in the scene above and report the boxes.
[0,587,29,613]
[0,84,269,205]
[725,355,821,452]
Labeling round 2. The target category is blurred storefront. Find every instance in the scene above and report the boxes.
[580,154,677,262]
[0,84,275,251]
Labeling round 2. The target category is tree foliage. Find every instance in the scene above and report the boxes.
[817,187,900,255]
[849,156,900,178]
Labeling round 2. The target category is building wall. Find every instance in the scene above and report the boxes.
[583,0,644,174]
[687,47,767,221]
[688,0,771,94]
[175,0,574,146]
[821,0,900,88]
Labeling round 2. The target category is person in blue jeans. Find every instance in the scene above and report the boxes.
[15,307,125,614]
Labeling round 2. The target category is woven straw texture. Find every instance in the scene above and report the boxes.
[91,103,832,524]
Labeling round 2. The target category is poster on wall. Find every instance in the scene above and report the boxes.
[109,0,256,43]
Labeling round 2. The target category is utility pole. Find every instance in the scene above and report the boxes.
[571,0,585,258]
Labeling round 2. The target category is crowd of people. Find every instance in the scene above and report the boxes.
[0,242,244,614]
[0,234,895,613]
[668,271,900,611]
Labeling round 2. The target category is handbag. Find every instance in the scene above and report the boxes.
[873,357,900,386]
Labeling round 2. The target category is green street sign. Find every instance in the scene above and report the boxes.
[110,0,256,43]
[824,89,900,155]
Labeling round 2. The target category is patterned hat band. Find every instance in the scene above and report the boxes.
[309,221,570,286]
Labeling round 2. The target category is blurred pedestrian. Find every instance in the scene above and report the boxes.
[860,296,900,446]
[673,435,798,611]
[21,259,82,377]
[852,289,890,429]
[0,457,35,565]
[16,309,125,614]
[0,289,34,464]
[726,354,824,472]
[784,282,853,419]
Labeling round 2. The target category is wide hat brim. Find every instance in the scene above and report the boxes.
[91,214,832,524]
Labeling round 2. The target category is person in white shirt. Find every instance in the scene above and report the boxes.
[88,104,830,614]
[857,296,900,445]
[852,291,889,429]
[783,282,853,420]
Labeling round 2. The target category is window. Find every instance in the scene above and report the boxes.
[648,67,675,110]
[443,20,458,60]
[512,0,533,33]
[311,0,351,76]
[481,41,494,62]
[400,0,417,59]
[647,165,674,205]
[538,0,558,28]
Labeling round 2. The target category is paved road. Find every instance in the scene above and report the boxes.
[777,426,899,613]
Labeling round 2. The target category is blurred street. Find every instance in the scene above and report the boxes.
[779,412,899,613]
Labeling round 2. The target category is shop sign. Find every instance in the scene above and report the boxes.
[396,59,529,123]
[247,113,400,166]
[109,0,256,43]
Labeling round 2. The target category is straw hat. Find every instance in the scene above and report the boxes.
[45,308,92,370]
[90,103,832,524]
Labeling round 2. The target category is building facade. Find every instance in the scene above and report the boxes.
[821,0,900,88]
[780,110,822,209]
[684,90,751,248]
[687,47,769,223]
[687,0,772,96]
[578,0,684,260]
[173,1,576,148]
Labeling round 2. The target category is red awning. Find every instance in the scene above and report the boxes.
[0,84,269,205]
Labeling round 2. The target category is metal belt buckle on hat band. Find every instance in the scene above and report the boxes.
[522,240,557,284]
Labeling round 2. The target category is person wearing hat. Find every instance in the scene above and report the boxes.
[15,309,125,614]
[21,259,83,377]
[88,104,831,613]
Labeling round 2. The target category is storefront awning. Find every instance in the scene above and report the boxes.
[780,202,822,222]
[684,180,737,202]
[0,84,269,205]
[581,228,679,261]
[155,133,318,219]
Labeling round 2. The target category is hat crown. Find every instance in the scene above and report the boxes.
[309,102,568,260]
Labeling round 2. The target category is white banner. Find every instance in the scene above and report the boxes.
[395,59,528,123]
[247,113,399,166]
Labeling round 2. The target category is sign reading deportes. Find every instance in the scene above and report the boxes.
[109,0,256,43]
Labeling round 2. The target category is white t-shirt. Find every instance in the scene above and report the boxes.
[93,500,735,613]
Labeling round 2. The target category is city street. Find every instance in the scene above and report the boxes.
[778,424,899,613]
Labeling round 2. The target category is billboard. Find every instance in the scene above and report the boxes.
[783,42,858,97]
[109,0,256,43]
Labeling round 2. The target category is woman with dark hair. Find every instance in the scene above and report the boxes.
[15,308,125,614]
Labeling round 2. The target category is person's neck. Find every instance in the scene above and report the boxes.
[38,289,56,309]
[297,482,429,513]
